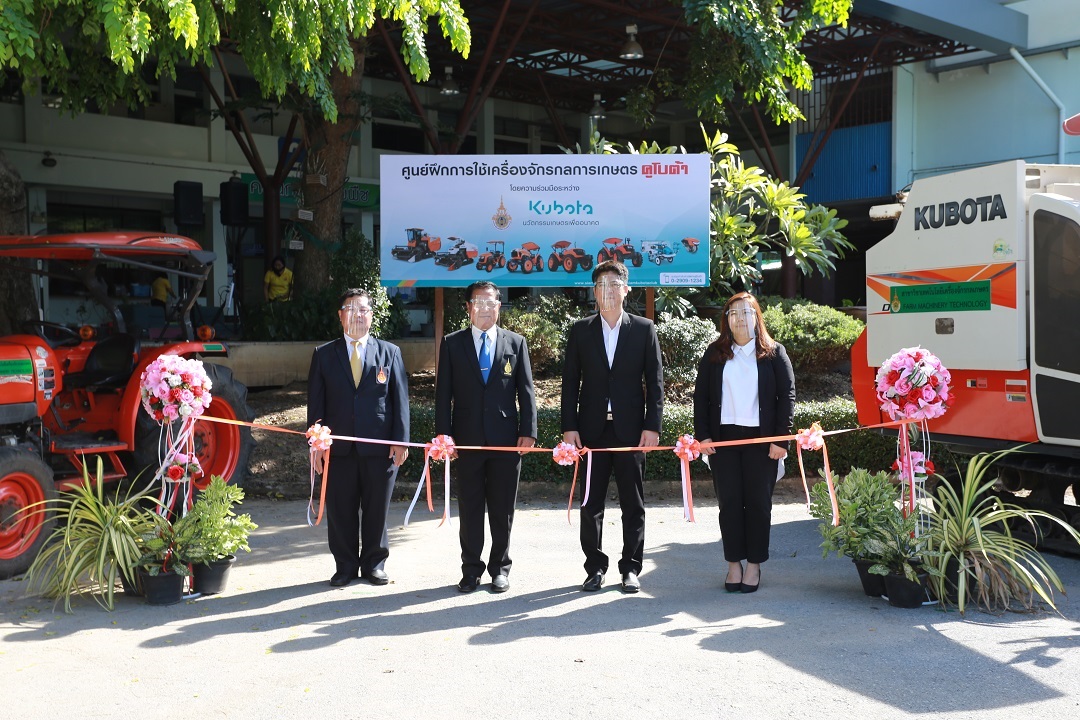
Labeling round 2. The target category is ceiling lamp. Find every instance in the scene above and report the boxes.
[619,24,644,61]
[440,66,460,96]
[588,93,606,120]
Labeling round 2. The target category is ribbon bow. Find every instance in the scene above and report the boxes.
[673,434,700,522]
[405,434,456,527]
[795,422,838,526]
[554,442,587,523]
[306,423,333,526]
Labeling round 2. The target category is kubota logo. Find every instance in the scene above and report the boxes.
[641,160,690,178]
[913,194,1007,230]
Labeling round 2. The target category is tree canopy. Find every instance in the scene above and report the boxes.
[0,0,470,121]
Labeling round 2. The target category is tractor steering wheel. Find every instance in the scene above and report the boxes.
[21,320,82,348]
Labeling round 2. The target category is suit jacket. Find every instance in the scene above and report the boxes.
[692,342,795,447]
[307,336,409,457]
[435,327,537,446]
[561,312,664,447]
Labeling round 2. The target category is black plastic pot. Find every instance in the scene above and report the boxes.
[120,569,143,597]
[138,569,186,605]
[192,556,236,595]
[885,572,929,608]
[853,559,887,597]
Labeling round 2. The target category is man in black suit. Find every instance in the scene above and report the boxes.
[436,281,537,594]
[308,289,409,588]
[562,260,663,593]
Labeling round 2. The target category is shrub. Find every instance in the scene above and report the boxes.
[656,312,717,385]
[763,301,864,373]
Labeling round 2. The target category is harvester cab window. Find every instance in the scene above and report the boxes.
[1033,209,1080,375]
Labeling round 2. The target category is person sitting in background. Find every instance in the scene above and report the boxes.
[264,256,294,302]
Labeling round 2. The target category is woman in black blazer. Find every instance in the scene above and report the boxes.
[693,292,795,594]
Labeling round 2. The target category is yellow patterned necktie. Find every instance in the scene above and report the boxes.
[350,340,363,387]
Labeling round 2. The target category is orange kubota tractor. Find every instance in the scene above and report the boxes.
[506,241,545,274]
[0,232,255,578]
[547,240,593,273]
[597,237,643,267]
[476,241,507,272]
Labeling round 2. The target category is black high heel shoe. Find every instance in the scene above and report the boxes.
[725,565,743,593]
[740,566,761,593]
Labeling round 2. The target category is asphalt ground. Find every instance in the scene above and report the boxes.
[2,496,1079,719]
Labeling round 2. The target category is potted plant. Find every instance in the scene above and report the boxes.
[24,458,158,612]
[182,475,257,595]
[924,449,1080,614]
[809,468,901,596]
[135,512,195,605]
[864,503,933,608]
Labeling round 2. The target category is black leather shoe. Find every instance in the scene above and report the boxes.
[621,571,641,594]
[330,571,357,587]
[491,575,510,593]
[457,575,481,593]
[725,582,742,593]
[740,581,760,594]
[581,571,605,592]
[361,569,389,586]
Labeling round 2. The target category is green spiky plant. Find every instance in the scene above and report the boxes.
[926,450,1080,614]
[24,458,158,612]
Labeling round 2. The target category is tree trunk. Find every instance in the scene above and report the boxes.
[0,150,38,335]
[295,39,367,295]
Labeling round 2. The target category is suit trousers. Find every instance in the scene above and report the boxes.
[580,421,646,576]
[455,449,521,579]
[710,424,778,564]
[326,447,398,575]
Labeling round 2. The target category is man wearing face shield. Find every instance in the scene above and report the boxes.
[561,261,663,594]
[307,289,410,588]
[436,281,537,594]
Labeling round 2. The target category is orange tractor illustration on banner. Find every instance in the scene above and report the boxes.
[597,237,643,267]
[506,241,545,274]
[476,241,507,272]
[547,240,593,273]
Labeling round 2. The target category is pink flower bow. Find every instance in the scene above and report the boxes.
[553,442,583,466]
[306,423,333,452]
[673,434,701,462]
[796,422,824,451]
[428,434,456,462]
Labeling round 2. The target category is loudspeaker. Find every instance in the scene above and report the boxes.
[173,181,204,227]
[219,180,249,226]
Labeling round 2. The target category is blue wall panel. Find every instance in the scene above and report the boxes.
[795,122,892,203]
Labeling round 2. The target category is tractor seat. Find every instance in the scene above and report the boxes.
[64,334,139,391]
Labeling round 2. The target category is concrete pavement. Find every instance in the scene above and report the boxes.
[2,497,1079,719]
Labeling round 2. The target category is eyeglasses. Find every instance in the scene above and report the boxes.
[340,306,373,315]
[594,281,625,290]
[726,308,756,317]
[469,299,500,310]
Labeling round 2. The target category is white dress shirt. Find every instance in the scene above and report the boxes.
[344,333,369,359]
[720,341,760,427]
[601,313,624,413]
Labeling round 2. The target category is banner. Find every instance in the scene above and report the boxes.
[379,154,711,288]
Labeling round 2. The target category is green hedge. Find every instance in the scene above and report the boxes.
[762,301,864,374]
[396,397,902,485]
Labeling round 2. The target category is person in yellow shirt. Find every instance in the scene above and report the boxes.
[151,273,176,319]
[264,256,294,302]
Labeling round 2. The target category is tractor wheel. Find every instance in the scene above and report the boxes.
[497,257,506,269]
[523,258,534,273]
[689,245,698,253]
[654,256,662,265]
[580,256,593,271]
[632,253,643,268]
[597,250,608,265]
[485,262,493,273]
[563,256,577,272]
[0,449,56,579]
[134,363,254,489]
[548,254,559,271]
[667,256,674,263]
[507,260,520,272]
